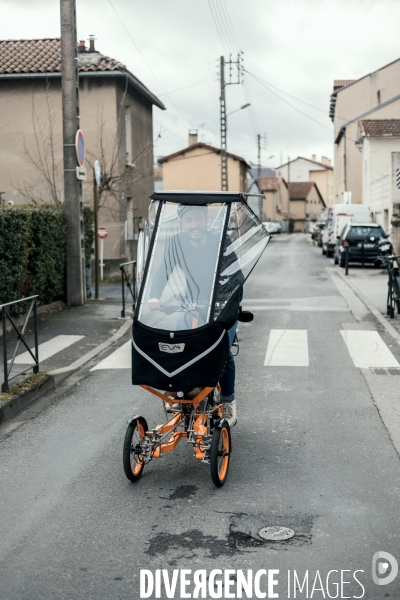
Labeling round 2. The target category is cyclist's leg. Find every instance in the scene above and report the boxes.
[219,322,237,400]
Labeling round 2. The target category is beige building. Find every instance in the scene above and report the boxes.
[277,156,334,206]
[256,177,289,221]
[289,182,325,232]
[356,119,400,232]
[159,133,249,192]
[331,60,400,204]
[0,38,164,268]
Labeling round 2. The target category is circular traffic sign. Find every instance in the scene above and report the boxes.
[94,160,101,185]
[98,227,108,239]
[75,129,85,167]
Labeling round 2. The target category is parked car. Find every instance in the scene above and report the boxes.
[322,203,371,257]
[316,223,325,247]
[311,221,325,243]
[269,221,282,234]
[334,223,386,267]
[262,221,279,234]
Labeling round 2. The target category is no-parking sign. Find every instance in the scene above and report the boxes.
[75,129,85,167]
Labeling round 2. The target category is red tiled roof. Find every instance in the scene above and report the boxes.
[158,142,250,168]
[0,38,125,74]
[289,182,314,199]
[358,119,400,137]
[333,79,355,89]
[257,177,280,191]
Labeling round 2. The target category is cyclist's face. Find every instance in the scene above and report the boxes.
[181,210,207,241]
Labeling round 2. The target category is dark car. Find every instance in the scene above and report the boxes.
[311,221,325,245]
[334,223,386,267]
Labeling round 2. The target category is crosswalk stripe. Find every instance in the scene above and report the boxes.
[264,329,309,367]
[341,330,400,368]
[13,335,85,364]
[91,340,131,371]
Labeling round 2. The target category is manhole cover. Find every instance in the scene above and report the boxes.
[258,526,295,541]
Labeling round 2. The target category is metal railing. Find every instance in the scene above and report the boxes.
[120,260,136,318]
[1,295,39,393]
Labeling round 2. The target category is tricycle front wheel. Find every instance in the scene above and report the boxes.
[210,422,231,487]
[123,417,148,482]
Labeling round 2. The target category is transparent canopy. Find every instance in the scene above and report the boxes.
[136,200,269,331]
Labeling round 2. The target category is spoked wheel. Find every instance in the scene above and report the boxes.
[123,417,148,482]
[210,422,231,487]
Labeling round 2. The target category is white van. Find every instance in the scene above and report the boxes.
[322,203,371,256]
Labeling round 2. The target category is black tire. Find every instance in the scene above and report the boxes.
[390,305,395,319]
[322,247,326,255]
[123,416,148,482]
[334,252,338,265]
[395,277,400,314]
[340,254,346,268]
[210,422,231,487]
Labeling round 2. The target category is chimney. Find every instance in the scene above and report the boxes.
[78,40,86,53]
[312,154,316,162]
[321,156,331,166]
[89,35,95,52]
[188,129,198,146]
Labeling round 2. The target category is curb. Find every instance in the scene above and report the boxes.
[334,267,400,345]
[0,318,132,425]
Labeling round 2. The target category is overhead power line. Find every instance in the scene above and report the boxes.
[220,0,241,49]
[207,0,230,54]
[158,76,216,96]
[106,0,179,110]
[245,69,334,134]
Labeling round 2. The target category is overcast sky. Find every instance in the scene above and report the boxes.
[2,0,400,168]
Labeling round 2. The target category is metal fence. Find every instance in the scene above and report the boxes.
[1,295,39,393]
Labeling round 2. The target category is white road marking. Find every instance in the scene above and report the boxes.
[13,335,85,364]
[91,340,131,370]
[340,330,400,368]
[242,296,349,312]
[264,329,309,367]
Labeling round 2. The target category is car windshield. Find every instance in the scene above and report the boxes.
[347,226,384,239]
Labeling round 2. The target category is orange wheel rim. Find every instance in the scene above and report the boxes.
[131,422,145,475]
[218,428,230,480]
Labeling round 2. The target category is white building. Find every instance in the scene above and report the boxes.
[356,119,400,232]
[276,156,334,206]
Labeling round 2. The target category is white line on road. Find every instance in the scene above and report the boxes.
[340,330,400,368]
[13,335,85,364]
[91,340,131,370]
[264,329,309,367]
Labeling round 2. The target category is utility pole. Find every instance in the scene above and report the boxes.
[219,52,243,191]
[257,134,262,220]
[220,56,227,191]
[287,156,291,230]
[60,0,85,305]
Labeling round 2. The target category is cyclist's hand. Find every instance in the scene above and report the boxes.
[148,298,161,311]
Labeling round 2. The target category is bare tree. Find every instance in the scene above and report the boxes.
[13,81,63,205]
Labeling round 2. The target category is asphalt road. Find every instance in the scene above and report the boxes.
[1,234,400,600]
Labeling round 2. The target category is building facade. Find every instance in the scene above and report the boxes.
[159,133,249,192]
[331,60,400,204]
[0,38,165,270]
[289,182,326,232]
[276,156,334,207]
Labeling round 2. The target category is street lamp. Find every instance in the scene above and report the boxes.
[226,103,251,118]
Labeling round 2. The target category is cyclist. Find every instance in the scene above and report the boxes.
[148,204,240,427]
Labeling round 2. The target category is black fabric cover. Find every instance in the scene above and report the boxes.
[150,192,245,204]
[132,321,230,391]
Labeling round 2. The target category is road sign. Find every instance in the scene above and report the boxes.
[76,166,86,181]
[94,160,101,185]
[75,129,85,167]
[98,227,108,239]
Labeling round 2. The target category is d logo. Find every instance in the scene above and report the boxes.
[372,551,398,585]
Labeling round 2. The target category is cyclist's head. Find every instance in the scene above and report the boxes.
[177,204,208,242]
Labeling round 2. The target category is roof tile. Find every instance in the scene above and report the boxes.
[358,119,400,137]
[0,38,126,74]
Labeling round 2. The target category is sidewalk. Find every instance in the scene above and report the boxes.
[333,263,400,334]
[0,283,133,422]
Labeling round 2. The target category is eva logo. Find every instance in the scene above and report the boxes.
[158,343,185,354]
[372,551,398,585]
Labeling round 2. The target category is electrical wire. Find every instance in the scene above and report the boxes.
[207,0,230,54]
[213,0,236,52]
[158,76,217,97]
[245,69,334,134]
[106,0,179,111]
[220,0,241,50]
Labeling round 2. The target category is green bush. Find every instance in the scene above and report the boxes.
[0,205,94,313]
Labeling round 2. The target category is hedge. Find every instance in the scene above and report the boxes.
[0,205,94,314]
